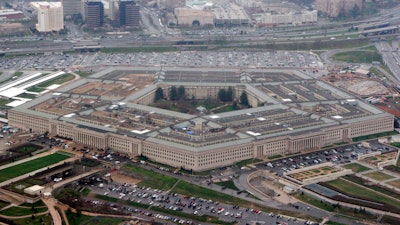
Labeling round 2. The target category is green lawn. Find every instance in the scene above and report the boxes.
[324,178,400,210]
[294,192,335,212]
[0,153,70,182]
[342,163,370,173]
[0,200,9,209]
[363,171,394,181]
[214,180,240,191]
[172,180,249,206]
[66,212,126,225]
[38,73,75,88]
[0,206,48,216]
[12,214,51,225]
[20,200,45,208]
[332,51,382,64]
[122,164,179,190]
[388,179,400,189]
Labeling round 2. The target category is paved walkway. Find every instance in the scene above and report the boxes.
[42,197,62,225]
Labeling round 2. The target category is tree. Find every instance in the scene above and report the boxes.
[232,101,238,110]
[154,87,164,102]
[218,89,227,102]
[169,86,177,100]
[226,87,233,101]
[240,91,249,107]
[177,85,185,100]
[351,5,360,19]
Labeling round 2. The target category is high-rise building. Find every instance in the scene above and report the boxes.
[30,2,64,32]
[119,0,140,27]
[61,0,81,16]
[84,0,104,28]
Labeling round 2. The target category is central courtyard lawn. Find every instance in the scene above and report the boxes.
[0,153,70,182]
[342,163,370,173]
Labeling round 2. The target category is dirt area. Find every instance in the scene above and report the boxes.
[335,79,387,96]
[363,151,397,166]
[0,23,25,35]
[111,172,141,185]
[288,166,341,182]
[71,82,139,97]
[70,74,153,98]
[322,72,389,96]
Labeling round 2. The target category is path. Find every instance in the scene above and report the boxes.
[42,197,62,225]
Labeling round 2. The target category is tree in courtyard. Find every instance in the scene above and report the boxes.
[218,89,227,102]
[177,85,185,100]
[232,101,239,110]
[226,87,233,101]
[154,87,164,102]
[240,91,249,107]
[169,86,177,100]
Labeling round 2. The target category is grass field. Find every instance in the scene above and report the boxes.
[342,163,370,173]
[122,164,178,190]
[12,213,51,225]
[324,178,400,210]
[363,171,394,181]
[172,180,251,207]
[66,211,126,225]
[0,153,70,182]
[0,205,48,216]
[387,179,400,189]
[332,51,382,64]
[0,200,9,209]
[214,180,240,191]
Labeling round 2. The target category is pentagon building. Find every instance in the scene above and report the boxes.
[8,67,393,171]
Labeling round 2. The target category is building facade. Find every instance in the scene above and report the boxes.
[314,0,363,17]
[119,0,140,27]
[84,0,104,28]
[174,8,213,26]
[61,0,81,16]
[254,10,318,27]
[30,2,64,32]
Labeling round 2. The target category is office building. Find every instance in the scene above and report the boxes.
[8,67,394,172]
[84,0,104,28]
[119,0,140,27]
[61,0,81,16]
[30,2,64,32]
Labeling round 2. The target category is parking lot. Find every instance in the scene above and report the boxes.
[257,140,396,176]
[0,50,322,72]
[83,179,317,225]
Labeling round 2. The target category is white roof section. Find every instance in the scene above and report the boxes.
[18,71,65,90]
[0,87,25,98]
[47,84,61,90]
[30,2,62,9]
[6,99,31,107]
[131,129,151,134]
[0,73,42,92]
[246,131,261,136]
